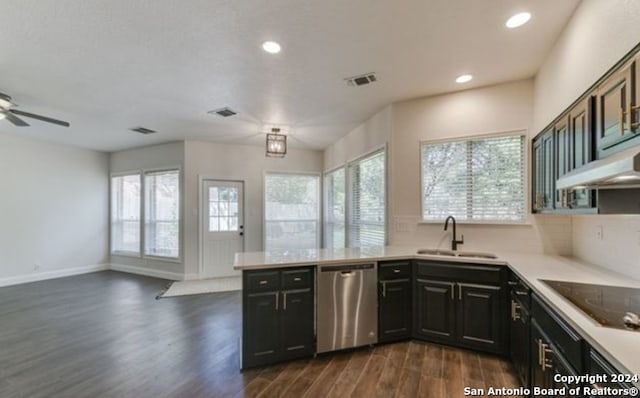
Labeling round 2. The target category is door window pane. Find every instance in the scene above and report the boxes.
[209,186,239,232]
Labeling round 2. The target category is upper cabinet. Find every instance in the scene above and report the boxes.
[532,43,640,214]
[595,57,640,158]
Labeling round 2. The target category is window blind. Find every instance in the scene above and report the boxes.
[111,173,141,254]
[348,149,386,248]
[421,134,526,222]
[265,173,320,251]
[324,168,346,249]
[144,169,180,258]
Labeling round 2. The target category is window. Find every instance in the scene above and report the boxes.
[144,170,180,258]
[421,134,526,223]
[347,149,386,248]
[111,174,141,254]
[208,186,239,232]
[324,168,346,249]
[265,173,320,251]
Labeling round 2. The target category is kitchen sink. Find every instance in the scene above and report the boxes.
[416,249,456,256]
[416,249,498,260]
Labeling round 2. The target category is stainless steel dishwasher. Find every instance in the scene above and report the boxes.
[317,262,378,353]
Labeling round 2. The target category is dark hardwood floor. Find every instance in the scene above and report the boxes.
[0,271,522,397]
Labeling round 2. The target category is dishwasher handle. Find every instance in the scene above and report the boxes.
[320,263,375,272]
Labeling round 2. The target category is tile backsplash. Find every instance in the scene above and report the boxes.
[572,215,640,281]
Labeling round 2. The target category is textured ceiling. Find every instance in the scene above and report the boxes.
[0,0,580,152]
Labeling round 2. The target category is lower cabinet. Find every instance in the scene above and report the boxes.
[509,274,531,390]
[242,266,314,369]
[378,260,412,342]
[412,261,508,355]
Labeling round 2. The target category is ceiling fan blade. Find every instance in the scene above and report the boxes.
[10,109,70,127]
[3,111,30,126]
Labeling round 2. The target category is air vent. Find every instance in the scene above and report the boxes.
[130,126,157,135]
[345,72,378,87]
[208,107,237,117]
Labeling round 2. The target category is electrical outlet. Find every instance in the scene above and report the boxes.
[33,263,40,271]
[596,225,604,240]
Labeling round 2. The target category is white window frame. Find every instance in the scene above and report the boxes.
[109,166,182,263]
[323,166,346,249]
[322,145,388,249]
[419,130,528,225]
[143,168,182,261]
[110,171,142,257]
[263,171,322,251]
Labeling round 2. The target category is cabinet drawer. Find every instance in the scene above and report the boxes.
[532,295,583,372]
[245,270,280,293]
[415,261,504,284]
[282,268,313,290]
[379,260,411,280]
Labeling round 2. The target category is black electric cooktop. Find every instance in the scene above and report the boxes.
[541,280,640,331]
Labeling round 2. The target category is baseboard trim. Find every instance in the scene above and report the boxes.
[0,264,110,287]
[108,263,183,281]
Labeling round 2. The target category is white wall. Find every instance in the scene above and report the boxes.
[323,105,392,171]
[533,0,640,278]
[109,141,186,280]
[0,133,109,286]
[183,141,323,277]
[389,79,572,255]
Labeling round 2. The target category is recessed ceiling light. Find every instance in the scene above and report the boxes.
[262,41,281,54]
[506,12,531,28]
[456,74,473,84]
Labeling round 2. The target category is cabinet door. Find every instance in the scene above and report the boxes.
[569,97,595,209]
[533,131,554,211]
[243,291,280,367]
[509,298,530,389]
[596,60,636,157]
[554,116,571,209]
[413,279,456,343]
[457,283,505,353]
[280,289,314,360]
[531,320,553,391]
[379,279,411,342]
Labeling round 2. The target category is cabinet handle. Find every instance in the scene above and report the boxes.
[508,281,518,286]
[275,292,279,311]
[282,292,287,311]
[540,342,553,371]
[293,277,301,282]
[259,280,268,285]
[630,103,639,129]
[621,107,625,136]
[382,281,387,298]
[458,283,462,300]
[537,339,543,367]
[515,290,528,296]
[511,300,521,321]
[393,269,401,273]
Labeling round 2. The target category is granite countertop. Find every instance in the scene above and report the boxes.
[233,246,640,384]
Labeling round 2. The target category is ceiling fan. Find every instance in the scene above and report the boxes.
[0,92,70,127]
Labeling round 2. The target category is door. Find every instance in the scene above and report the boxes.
[569,97,595,209]
[554,116,571,209]
[201,180,244,278]
[413,279,456,343]
[457,283,504,353]
[280,289,314,360]
[596,60,634,157]
[510,297,531,388]
[244,292,280,367]
[379,278,412,342]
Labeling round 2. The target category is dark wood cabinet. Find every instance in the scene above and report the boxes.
[567,97,595,209]
[596,58,640,158]
[412,261,508,354]
[554,115,571,209]
[587,348,636,397]
[509,274,531,390]
[414,278,456,343]
[457,283,503,351]
[242,267,314,368]
[378,260,412,342]
[533,130,555,212]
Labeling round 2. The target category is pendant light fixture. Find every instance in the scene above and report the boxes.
[266,127,287,157]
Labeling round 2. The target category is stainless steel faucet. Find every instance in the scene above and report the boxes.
[444,215,464,251]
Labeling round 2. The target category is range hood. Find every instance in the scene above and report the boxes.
[556,146,640,190]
